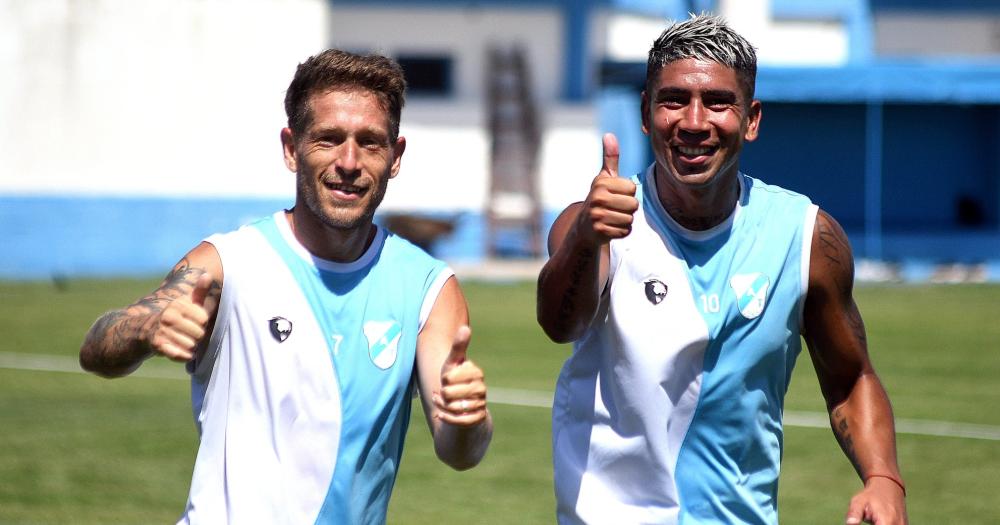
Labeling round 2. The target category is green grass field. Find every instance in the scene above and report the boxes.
[1,278,998,523]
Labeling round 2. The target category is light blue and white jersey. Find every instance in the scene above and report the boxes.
[178,211,452,525]
[553,165,818,524]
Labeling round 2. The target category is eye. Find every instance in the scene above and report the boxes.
[313,133,343,148]
[703,93,738,111]
[357,131,389,151]
[360,138,383,150]
[655,96,684,110]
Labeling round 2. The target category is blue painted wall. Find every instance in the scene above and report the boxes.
[0,197,292,279]
[0,196,566,280]
[741,103,868,231]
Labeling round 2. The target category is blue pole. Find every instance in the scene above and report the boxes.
[864,101,883,261]
[561,0,591,101]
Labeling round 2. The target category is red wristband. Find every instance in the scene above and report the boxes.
[864,473,906,496]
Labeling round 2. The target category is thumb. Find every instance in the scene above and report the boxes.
[845,500,865,525]
[191,272,214,307]
[446,325,471,365]
[599,132,620,179]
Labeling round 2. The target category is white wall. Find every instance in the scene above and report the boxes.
[385,100,598,214]
[328,5,564,102]
[0,0,327,199]
[329,4,598,214]
[0,1,598,215]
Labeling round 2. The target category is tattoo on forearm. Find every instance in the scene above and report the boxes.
[88,258,212,365]
[554,247,595,334]
[833,407,863,475]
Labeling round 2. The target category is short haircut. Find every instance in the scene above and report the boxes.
[284,49,407,139]
[646,14,758,102]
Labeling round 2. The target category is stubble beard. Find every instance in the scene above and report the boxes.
[297,171,389,231]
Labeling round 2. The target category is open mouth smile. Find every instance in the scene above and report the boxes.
[676,145,716,158]
[324,180,366,198]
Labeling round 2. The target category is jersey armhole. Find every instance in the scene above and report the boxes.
[797,204,820,331]
[418,267,456,332]
[188,234,231,381]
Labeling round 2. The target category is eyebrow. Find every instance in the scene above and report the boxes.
[655,87,739,101]
[309,125,388,139]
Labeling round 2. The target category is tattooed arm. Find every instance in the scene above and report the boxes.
[536,134,637,343]
[803,210,907,525]
[79,242,223,378]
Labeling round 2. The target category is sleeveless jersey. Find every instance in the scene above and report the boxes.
[177,211,452,525]
[552,166,818,524]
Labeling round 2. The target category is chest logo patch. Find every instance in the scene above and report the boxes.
[269,317,292,342]
[643,279,668,305]
[364,320,402,370]
[730,273,770,319]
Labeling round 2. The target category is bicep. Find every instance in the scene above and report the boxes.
[415,276,469,416]
[803,210,872,408]
[147,242,222,309]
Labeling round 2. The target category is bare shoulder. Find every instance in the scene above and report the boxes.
[160,242,222,293]
[133,242,223,316]
[422,275,469,335]
[809,209,855,299]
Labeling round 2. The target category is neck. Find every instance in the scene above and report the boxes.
[286,208,376,263]
[656,168,741,231]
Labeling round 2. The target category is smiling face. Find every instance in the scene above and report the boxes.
[282,88,405,232]
[641,58,761,194]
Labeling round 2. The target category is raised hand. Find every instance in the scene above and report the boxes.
[576,133,639,245]
[434,325,488,426]
[147,272,214,362]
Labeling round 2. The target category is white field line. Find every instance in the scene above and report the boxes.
[4,352,1000,441]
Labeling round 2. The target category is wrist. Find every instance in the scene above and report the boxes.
[864,473,906,496]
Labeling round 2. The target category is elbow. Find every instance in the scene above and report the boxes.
[539,321,579,345]
[78,345,132,379]
[437,450,483,472]
[78,345,99,374]
[434,418,493,471]
[536,307,586,344]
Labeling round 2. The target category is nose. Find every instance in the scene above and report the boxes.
[678,99,710,135]
[335,140,360,175]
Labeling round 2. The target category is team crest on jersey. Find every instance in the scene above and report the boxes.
[643,279,668,305]
[729,273,770,319]
[364,320,402,370]
[269,316,292,342]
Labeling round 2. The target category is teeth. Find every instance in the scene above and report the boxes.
[678,146,711,156]
[325,181,362,194]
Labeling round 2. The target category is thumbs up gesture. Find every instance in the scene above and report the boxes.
[147,272,215,362]
[435,325,488,426]
[577,133,639,245]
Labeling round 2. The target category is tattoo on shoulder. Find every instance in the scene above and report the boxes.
[815,213,867,345]
[815,214,854,293]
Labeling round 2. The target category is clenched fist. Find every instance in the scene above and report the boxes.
[147,272,214,362]
[575,133,639,245]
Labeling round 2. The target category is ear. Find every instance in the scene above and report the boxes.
[389,135,406,179]
[744,99,762,142]
[640,91,651,136]
[280,128,297,172]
